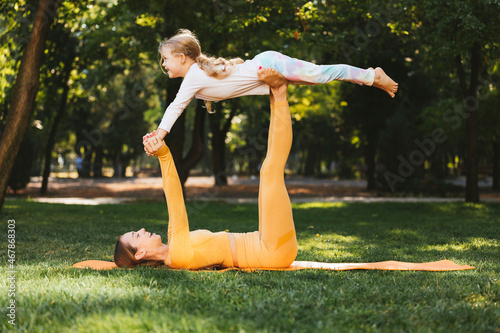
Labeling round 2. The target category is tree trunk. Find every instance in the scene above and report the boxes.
[113,149,122,178]
[209,102,238,187]
[303,143,318,176]
[465,111,479,202]
[365,143,376,190]
[178,100,206,184]
[464,43,481,203]
[80,145,92,178]
[0,0,63,210]
[93,146,104,178]
[210,117,228,186]
[41,48,74,193]
[493,141,500,191]
[165,110,186,166]
[456,45,481,203]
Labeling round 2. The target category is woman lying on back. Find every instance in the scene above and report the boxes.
[114,75,297,269]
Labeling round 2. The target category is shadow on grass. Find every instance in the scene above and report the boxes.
[292,202,500,265]
[2,200,499,267]
[2,199,499,332]
[11,263,496,332]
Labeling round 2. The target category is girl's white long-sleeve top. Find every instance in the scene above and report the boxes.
[158,59,269,133]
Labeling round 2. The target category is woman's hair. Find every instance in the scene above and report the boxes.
[114,236,164,268]
[158,29,244,80]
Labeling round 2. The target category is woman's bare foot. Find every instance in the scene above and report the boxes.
[258,68,287,88]
[371,67,398,98]
[270,83,288,102]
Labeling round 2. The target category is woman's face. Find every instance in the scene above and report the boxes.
[121,228,163,252]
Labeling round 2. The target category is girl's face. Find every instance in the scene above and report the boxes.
[160,46,186,78]
[121,228,163,253]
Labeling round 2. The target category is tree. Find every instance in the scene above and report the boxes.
[209,100,239,186]
[0,0,63,211]
[404,0,500,202]
[40,26,76,193]
[478,67,500,191]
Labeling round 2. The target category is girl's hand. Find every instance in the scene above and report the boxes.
[143,132,154,156]
[143,131,165,156]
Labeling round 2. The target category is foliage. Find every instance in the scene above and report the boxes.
[1,0,499,192]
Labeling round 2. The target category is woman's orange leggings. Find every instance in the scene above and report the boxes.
[233,100,298,268]
[161,99,297,270]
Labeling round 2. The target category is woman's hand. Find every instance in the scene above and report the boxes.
[143,131,165,156]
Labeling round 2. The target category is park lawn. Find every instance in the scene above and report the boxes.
[1,199,499,333]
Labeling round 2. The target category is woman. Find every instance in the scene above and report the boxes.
[114,76,298,269]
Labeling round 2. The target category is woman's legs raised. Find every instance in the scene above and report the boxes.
[256,77,297,268]
[255,50,398,97]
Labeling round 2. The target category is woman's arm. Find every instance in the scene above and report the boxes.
[144,138,194,268]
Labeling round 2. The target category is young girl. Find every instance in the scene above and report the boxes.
[155,29,398,140]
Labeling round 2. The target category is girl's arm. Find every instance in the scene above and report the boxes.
[156,128,169,141]
[147,139,195,268]
[157,66,205,137]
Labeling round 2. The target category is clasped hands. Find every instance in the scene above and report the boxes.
[143,130,165,157]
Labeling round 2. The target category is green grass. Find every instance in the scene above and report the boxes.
[1,199,499,332]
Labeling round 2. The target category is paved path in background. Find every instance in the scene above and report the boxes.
[32,197,137,205]
[30,196,498,205]
[8,175,498,205]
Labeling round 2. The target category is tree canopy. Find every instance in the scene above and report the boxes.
[1,0,499,209]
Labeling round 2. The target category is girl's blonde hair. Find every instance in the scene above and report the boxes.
[158,29,244,80]
[158,29,244,113]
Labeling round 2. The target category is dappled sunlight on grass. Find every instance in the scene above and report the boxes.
[464,293,493,310]
[69,310,226,333]
[298,233,362,261]
[463,203,488,209]
[2,203,20,210]
[427,202,494,219]
[387,228,423,240]
[418,237,499,253]
[13,267,223,332]
[1,199,499,332]
[299,232,361,246]
[293,202,347,209]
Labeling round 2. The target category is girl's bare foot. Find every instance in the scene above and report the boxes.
[371,67,398,98]
[258,67,287,88]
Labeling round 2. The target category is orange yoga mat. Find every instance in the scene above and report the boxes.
[73,259,474,272]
